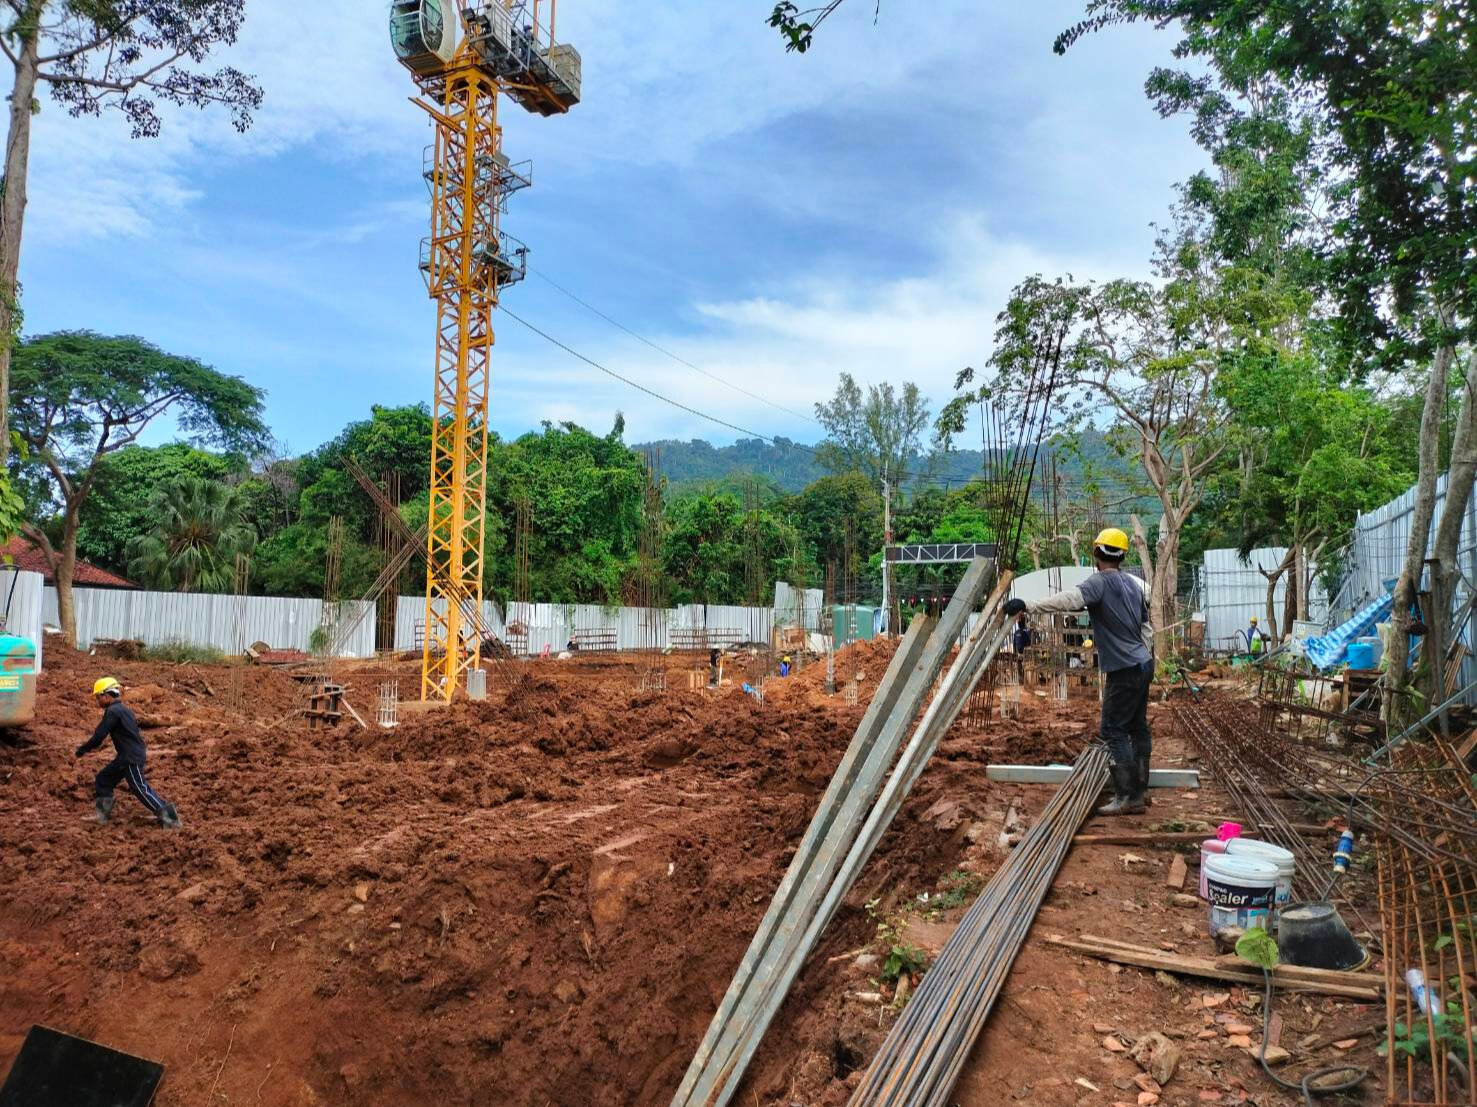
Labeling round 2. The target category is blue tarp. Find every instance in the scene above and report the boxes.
[1304,592,1394,670]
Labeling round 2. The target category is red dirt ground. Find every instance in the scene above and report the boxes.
[0,643,1385,1106]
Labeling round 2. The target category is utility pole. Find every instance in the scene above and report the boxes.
[882,461,892,637]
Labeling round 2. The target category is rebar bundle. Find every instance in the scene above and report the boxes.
[671,560,1010,1107]
[846,743,1109,1107]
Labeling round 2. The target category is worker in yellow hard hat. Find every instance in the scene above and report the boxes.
[1246,615,1267,655]
[75,677,181,829]
[1003,526,1154,816]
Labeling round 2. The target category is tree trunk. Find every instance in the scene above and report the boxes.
[1129,513,1154,594]
[1294,541,1309,621]
[1387,339,1455,713]
[54,508,82,645]
[0,7,43,467]
[1151,526,1178,659]
[1430,349,1477,648]
[1282,554,1298,639]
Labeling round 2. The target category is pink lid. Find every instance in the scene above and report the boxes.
[1216,822,1243,842]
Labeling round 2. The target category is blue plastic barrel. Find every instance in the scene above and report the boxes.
[1346,642,1375,670]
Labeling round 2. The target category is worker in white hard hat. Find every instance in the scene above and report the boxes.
[75,677,181,829]
[1003,527,1154,815]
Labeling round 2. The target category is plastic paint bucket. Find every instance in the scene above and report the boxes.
[1204,854,1279,934]
[1346,641,1375,670]
[1225,838,1296,916]
[1199,838,1229,900]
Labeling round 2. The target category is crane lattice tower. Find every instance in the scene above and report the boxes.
[390,0,581,700]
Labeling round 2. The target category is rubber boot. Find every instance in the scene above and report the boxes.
[1096,764,1146,816]
[1137,753,1152,809]
[95,796,115,824]
[158,804,182,830]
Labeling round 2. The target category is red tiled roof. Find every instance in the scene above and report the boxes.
[0,537,137,589]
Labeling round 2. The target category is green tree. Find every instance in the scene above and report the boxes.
[125,476,256,592]
[293,404,433,530]
[0,2,263,465]
[963,221,1240,654]
[1056,0,1477,702]
[10,331,267,640]
[814,373,931,492]
[252,520,382,600]
[73,442,235,573]
[486,419,646,604]
[662,489,806,605]
[788,472,883,578]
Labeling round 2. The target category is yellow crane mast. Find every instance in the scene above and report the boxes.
[389,1,581,701]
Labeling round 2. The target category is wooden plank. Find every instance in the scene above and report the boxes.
[1075,934,1374,988]
[989,765,1199,788]
[1072,824,1337,847]
[1457,728,1477,761]
[1166,855,1188,889]
[340,698,369,730]
[1047,936,1382,1000]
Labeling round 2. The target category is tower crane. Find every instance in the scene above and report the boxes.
[389,1,581,701]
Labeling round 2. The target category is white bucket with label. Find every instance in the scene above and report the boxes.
[1204,854,1279,934]
[1225,838,1295,918]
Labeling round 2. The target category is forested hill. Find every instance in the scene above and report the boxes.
[634,431,1128,495]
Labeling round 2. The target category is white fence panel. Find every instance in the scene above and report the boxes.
[1201,548,1328,652]
[0,569,45,671]
[391,596,505,653]
[43,586,374,657]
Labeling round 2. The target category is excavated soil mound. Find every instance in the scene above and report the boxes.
[0,643,1092,1106]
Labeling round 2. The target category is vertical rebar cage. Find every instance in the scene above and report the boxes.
[1370,736,1477,1107]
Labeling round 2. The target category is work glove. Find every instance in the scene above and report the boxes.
[74,744,88,759]
[1002,598,1027,617]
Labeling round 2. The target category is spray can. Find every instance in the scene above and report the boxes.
[1333,829,1355,875]
[1405,968,1438,1018]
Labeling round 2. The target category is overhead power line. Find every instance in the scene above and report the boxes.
[529,268,819,425]
[502,305,1150,497]
[501,306,788,443]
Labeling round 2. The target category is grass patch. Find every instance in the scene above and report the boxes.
[143,640,225,665]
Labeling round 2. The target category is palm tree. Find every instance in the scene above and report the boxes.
[126,477,257,593]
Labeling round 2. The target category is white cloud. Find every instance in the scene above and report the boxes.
[12,1,1211,452]
[494,211,1142,443]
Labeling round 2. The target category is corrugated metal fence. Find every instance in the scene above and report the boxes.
[1347,472,1477,700]
[44,585,787,660]
[1199,548,1329,651]
[1,569,46,671]
[392,596,776,654]
[45,587,376,658]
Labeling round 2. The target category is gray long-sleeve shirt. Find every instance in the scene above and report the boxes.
[1027,569,1153,673]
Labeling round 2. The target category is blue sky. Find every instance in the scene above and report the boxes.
[17,1,1206,456]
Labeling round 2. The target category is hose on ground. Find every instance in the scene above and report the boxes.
[1258,967,1369,1107]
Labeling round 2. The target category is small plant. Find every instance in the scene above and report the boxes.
[143,639,225,665]
[1234,926,1280,970]
[1157,655,1187,685]
[864,896,930,984]
[881,942,928,984]
[926,869,985,913]
[308,625,331,656]
[1380,1006,1469,1061]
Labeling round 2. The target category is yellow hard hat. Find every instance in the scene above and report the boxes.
[92,677,121,697]
[1093,527,1129,552]
[1084,638,1094,648]
[1249,616,1259,624]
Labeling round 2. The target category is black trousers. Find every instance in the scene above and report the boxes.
[95,758,169,816]
[1101,662,1152,768]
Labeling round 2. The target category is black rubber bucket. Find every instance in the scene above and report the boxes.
[1277,901,1369,971]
